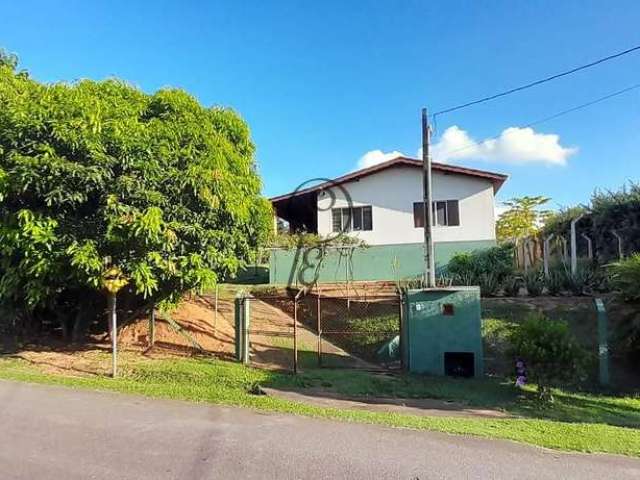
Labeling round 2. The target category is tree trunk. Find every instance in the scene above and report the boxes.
[71,305,85,344]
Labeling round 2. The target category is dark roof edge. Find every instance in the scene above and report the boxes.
[270,156,508,203]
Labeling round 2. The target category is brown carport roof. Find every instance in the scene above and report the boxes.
[270,156,508,204]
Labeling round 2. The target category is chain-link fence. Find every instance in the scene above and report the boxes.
[245,293,297,371]
[245,284,402,372]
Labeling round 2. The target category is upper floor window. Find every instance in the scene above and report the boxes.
[332,206,373,232]
[413,200,460,227]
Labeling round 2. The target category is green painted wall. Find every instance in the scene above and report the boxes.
[269,240,496,285]
[402,287,483,377]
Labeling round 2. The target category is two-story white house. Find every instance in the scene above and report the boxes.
[269,156,508,283]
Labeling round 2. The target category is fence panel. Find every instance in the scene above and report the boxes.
[315,288,402,370]
[246,295,297,372]
[244,285,402,372]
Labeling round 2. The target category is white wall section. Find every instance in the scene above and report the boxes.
[316,166,496,245]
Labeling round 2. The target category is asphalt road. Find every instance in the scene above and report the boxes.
[0,380,638,480]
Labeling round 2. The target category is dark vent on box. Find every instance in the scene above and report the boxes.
[444,352,474,378]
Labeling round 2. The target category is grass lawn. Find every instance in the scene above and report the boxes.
[1,352,639,457]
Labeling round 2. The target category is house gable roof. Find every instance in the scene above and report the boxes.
[270,156,508,204]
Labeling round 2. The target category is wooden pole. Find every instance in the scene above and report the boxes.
[109,292,117,378]
[422,108,436,288]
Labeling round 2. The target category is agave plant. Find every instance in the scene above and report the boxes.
[545,264,566,296]
[563,265,596,296]
[523,268,544,297]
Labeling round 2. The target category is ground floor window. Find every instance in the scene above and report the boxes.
[332,206,373,232]
[413,200,460,227]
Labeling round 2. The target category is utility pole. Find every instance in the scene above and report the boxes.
[422,108,436,288]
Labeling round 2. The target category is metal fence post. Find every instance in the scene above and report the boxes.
[234,292,250,363]
[234,294,243,362]
[317,285,322,367]
[398,290,405,372]
[293,295,299,374]
[594,298,610,387]
[242,297,250,365]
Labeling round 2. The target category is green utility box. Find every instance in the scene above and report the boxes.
[402,287,483,377]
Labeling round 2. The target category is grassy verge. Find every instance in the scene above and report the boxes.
[1,353,639,456]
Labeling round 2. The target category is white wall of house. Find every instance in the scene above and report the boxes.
[316,166,497,245]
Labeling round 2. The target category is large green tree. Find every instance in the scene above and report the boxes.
[0,58,271,340]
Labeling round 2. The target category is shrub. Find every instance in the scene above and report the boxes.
[448,244,514,295]
[482,318,518,358]
[608,255,640,358]
[509,315,586,401]
[502,275,523,297]
[562,264,596,296]
[545,264,565,296]
[523,268,544,296]
[609,254,640,302]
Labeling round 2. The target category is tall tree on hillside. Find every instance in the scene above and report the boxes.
[496,196,551,242]
[0,56,272,341]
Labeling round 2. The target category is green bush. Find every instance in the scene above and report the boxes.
[545,264,565,296]
[509,315,586,401]
[609,254,640,302]
[562,264,596,296]
[448,244,514,296]
[523,268,544,296]
[502,275,522,297]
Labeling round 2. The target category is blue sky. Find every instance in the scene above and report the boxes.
[2,1,639,210]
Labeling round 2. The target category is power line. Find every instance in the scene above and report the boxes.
[436,82,640,159]
[432,44,640,117]
[523,82,640,129]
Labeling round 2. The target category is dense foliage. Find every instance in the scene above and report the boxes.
[609,254,640,302]
[496,196,551,242]
[509,315,586,401]
[0,59,271,340]
[541,182,640,262]
[447,244,515,296]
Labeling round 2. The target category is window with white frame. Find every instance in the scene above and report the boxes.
[413,200,460,227]
[332,206,373,232]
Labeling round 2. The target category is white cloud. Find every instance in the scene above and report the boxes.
[356,149,404,169]
[430,126,577,166]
